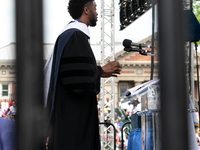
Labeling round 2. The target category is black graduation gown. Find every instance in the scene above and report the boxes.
[49,30,102,150]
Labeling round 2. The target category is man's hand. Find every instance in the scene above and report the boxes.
[101,61,122,78]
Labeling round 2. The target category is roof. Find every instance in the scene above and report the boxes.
[0,43,55,61]
[0,43,16,60]
[0,42,124,62]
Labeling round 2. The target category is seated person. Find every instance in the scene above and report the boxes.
[10,99,17,120]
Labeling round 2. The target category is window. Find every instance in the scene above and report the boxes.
[2,85,8,96]
[119,84,128,97]
[1,70,6,76]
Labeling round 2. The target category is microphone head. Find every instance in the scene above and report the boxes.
[123,39,132,48]
[124,48,131,52]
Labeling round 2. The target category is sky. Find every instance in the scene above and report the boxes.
[0,0,156,48]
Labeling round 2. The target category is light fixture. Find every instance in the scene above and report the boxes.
[119,0,153,30]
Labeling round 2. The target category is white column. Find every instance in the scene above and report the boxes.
[9,83,12,100]
[0,83,2,99]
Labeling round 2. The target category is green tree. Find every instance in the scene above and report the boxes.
[193,0,200,21]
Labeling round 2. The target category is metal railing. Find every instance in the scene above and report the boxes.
[99,122,116,150]
[121,122,131,150]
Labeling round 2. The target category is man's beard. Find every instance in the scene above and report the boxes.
[90,18,97,27]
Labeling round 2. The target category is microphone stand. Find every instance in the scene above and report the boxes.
[151,0,155,80]
[124,47,158,57]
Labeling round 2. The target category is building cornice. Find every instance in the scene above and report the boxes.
[120,61,159,67]
[0,60,16,68]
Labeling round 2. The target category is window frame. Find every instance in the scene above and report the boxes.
[119,83,129,98]
[2,84,9,97]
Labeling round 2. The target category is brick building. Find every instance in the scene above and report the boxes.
[0,40,199,108]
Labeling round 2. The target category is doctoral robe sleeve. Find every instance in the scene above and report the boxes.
[58,31,102,96]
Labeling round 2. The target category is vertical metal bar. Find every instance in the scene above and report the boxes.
[188,0,194,106]
[101,0,115,149]
[100,1,105,148]
[158,0,188,150]
[190,0,193,11]
[111,0,115,124]
[16,0,45,150]
[111,1,115,149]
[155,113,161,150]
[121,122,131,150]
[150,0,155,80]
[191,43,195,106]
[152,113,156,150]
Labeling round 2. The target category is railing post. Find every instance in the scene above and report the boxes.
[121,121,131,150]
[16,0,46,149]
[158,0,188,150]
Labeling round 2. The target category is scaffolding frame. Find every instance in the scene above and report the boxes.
[100,0,115,149]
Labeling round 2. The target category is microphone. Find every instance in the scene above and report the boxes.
[124,47,158,56]
[124,48,141,52]
[123,39,151,48]
[124,47,151,54]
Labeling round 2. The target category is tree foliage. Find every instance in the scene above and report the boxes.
[193,0,200,21]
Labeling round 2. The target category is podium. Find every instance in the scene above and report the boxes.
[123,83,161,150]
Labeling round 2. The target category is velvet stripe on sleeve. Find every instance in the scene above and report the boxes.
[58,31,101,96]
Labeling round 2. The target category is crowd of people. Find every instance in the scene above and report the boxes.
[115,99,141,149]
[97,97,141,149]
[195,108,200,149]
[114,118,129,149]
[0,99,17,121]
[197,125,200,149]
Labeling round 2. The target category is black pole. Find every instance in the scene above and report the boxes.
[189,43,191,93]
[150,0,155,80]
[121,121,131,150]
[195,42,200,100]
[16,0,46,150]
[158,0,188,150]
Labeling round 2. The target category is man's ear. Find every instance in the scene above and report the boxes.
[83,7,90,15]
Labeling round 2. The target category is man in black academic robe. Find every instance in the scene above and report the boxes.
[46,0,122,149]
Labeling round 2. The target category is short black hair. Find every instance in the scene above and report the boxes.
[68,0,94,19]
